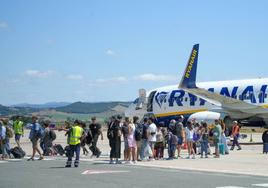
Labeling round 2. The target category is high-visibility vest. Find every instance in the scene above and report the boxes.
[13,120,23,135]
[69,125,83,145]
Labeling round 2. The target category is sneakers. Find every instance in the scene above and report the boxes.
[109,160,116,164]
[65,165,71,168]
[237,148,242,150]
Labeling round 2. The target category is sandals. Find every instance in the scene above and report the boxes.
[27,157,34,161]
[38,155,44,160]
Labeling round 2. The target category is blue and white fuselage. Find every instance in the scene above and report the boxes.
[125,44,268,127]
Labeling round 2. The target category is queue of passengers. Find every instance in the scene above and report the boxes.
[106,115,242,164]
[1,114,242,167]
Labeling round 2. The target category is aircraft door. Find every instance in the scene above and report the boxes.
[147,91,157,112]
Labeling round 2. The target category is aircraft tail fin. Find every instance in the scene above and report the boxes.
[179,44,199,88]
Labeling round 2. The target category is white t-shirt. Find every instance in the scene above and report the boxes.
[185,127,194,141]
[148,123,157,142]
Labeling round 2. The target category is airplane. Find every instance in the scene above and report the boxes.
[125,44,268,130]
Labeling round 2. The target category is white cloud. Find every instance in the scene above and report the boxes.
[106,49,116,56]
[24,70,55,78]
[135,73,177,81]
[0,21,8,29]
[66,74,84,80]
[96,76,127,83]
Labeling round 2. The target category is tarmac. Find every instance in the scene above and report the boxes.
[5,130,268,177]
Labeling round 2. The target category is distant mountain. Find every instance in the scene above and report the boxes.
[12,102,71,109]
[0,104,38,116]
[55,101,131,114]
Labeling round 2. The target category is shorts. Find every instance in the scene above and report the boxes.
[177,136,183,145]
[31,138,39,148]
[15,134,21,141]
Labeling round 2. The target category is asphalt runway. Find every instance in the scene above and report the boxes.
[0,159,267,188]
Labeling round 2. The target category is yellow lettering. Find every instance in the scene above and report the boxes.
[184,49,197,78]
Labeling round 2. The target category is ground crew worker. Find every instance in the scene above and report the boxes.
[13,116,24,148]
[230,121,242,151]
[65,120,85,168]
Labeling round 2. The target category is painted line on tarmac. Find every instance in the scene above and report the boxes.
[252,184,268,187]
[216,186,246,188]
[82,169,129,175]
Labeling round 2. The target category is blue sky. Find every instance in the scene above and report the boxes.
[0,0,268,105]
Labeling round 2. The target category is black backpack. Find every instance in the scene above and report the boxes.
[49,130,57,141]
[10,147,26,158]
[134,123,143,141]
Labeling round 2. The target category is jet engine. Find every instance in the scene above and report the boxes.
[188,111,233,130]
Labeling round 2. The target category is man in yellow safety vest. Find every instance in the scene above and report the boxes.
[13,116,24,148]
[65,120,85,168]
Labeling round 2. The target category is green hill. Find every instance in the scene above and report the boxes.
[55,101,131,114]
[0,104,38,116]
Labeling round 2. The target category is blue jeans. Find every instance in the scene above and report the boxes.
[200,140,208,156]
[168,144,176,158]
[232,135,241,149]
[66,144,81,166]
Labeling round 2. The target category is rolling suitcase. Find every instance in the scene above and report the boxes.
[218,143,225,155]
[10,147,26,158]
[53,144,65,156]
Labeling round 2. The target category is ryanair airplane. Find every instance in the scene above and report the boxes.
[125,44,268,129]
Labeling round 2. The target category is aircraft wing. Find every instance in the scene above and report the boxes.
[179,44,268,114]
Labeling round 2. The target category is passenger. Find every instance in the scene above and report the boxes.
[122,117,130,161]
[133,116,143,161]
[0,119,8,160]
[193,122,201,155]
[81,123,89,156]
[65,120,85,168]
[220,119,229,154]
[89,117,103,158]
[200,122,209,158]
[175,115,185,158]
[42,120,53,156]
[140,118,151,161]
[213,119,222,158]
[230,121,242,151]
[154,122,164,160]
[28,116,44,161]
[167,126,178,160]
[185,121,196,159]
[108,115,122,164]
[13,116,24,148]
[127,118,137,164]
[147,117,157,160]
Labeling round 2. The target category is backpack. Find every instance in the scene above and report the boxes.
[134,123,143,141]
[171,134,178,145]
[49,130,57,141]
[6,126,14,138]
[10,146,26,158]
[35,124,45,139]
[86,131,93,144]
[107,129,114,140]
